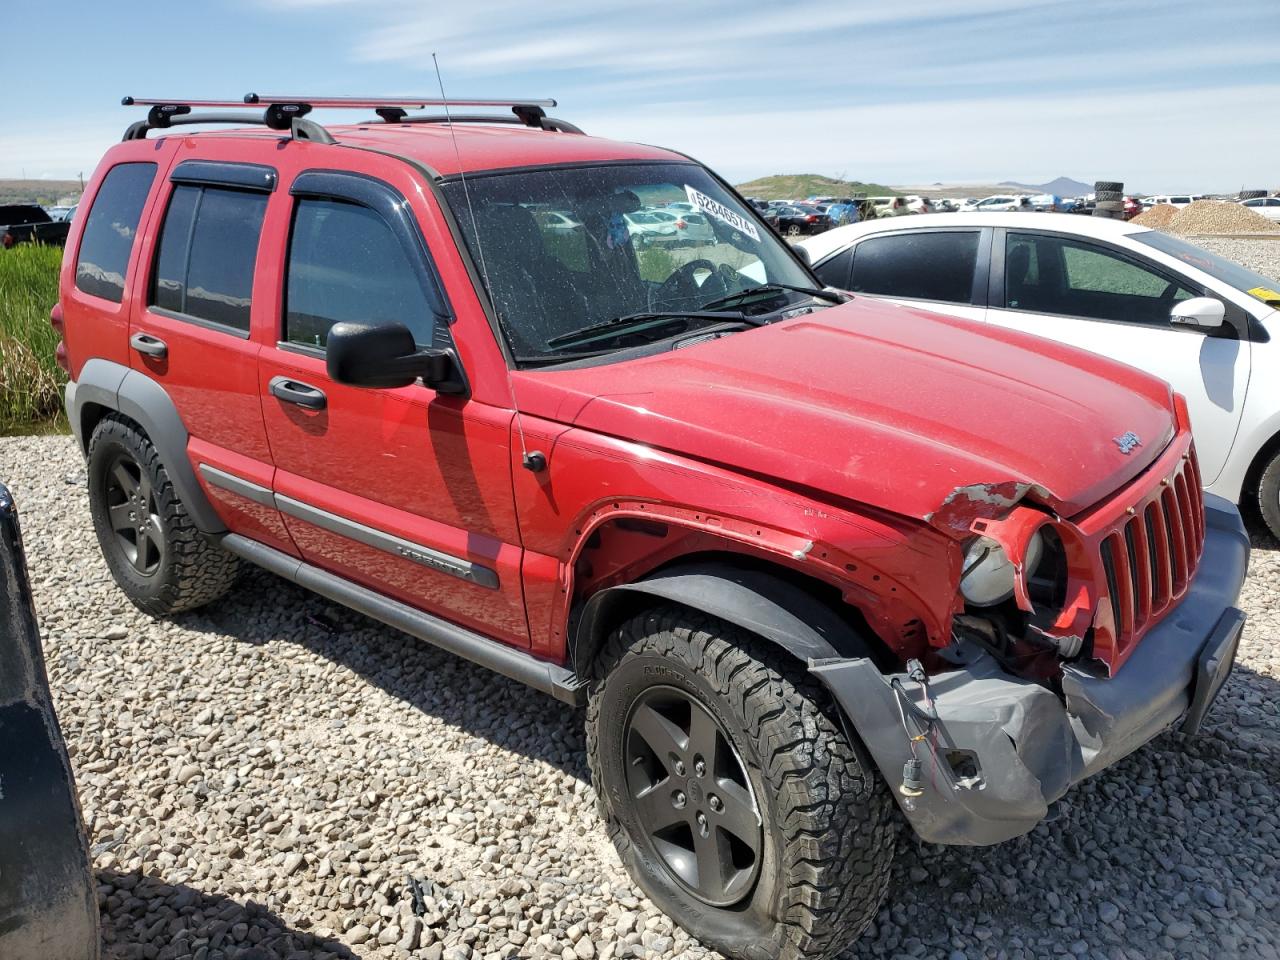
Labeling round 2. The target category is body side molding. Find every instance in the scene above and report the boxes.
[197,463,500,589]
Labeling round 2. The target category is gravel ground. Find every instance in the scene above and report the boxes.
[6,234,1280,960]
[1192,236,1280,281]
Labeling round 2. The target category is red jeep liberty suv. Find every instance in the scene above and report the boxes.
[56,95,1249,960]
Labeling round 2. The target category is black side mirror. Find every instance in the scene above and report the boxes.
[326,322,466,394]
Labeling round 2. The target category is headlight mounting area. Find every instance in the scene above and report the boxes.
[961,506,1096,658]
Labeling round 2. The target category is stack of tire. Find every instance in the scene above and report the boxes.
[1093,181,1125,219]
[1240,189,1267,200]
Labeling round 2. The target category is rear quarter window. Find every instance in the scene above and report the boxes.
[849,231,980,304]
[75,162,158,303]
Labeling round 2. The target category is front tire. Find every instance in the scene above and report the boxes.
[587,606,894,960]
[87,415,239,616]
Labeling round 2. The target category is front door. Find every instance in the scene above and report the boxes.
[984,229,1250,484]
[256,164,529,646]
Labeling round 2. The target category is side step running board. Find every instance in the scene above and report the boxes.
[220,534,585,706]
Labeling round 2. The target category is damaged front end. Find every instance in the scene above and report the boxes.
[813,430,1249,846]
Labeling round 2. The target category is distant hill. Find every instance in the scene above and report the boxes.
[998,176,1093,196]
[736,174,899,200]
[0,179,82,206]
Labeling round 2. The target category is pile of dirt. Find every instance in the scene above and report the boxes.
[1131,204,1178,229]
[1136,200,1278,235]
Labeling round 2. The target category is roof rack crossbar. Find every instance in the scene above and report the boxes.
[122,112,270,141]
[371,109,585,135]
[121,94,564,143]
[242,94,556,109]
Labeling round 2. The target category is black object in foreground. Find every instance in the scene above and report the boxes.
[0,483,100,959]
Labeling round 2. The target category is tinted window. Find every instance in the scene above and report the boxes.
[849,231,979,304]
[150,185,267,333]
[75,162,157,303]
[285,198,434,350]
[813,248,854,289]
[1004,233,1196,325]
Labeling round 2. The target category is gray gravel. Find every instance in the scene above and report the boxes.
[1188,236,1280,281]
[5,233,1280,960]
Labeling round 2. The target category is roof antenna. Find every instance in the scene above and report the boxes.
[432,53,546,473]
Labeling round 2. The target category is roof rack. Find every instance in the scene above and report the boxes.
[120,94,578,142]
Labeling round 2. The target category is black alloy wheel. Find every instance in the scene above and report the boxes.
[103,450,164,576]
[623,685,762,907]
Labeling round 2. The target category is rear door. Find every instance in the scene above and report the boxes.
[816,227,990,324]
[129,150,296,555]
[256,160,529,646]
[984,228,1249,483]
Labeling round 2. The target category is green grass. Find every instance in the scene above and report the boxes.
[0,244,68,433]
[734,173,900,201]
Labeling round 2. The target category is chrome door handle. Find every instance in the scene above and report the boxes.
[129,332,168,358]
[269,376,327,411]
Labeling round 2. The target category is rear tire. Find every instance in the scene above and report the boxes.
[1255,450,1280,541]
[587,606,894,960]
[87,415,239,616]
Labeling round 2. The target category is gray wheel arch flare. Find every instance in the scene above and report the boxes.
[65,358,225,534]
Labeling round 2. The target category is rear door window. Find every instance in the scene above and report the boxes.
[284,197,435,350]
[849,231,980,304]
[150,185,268,334]
[75,162,158,303]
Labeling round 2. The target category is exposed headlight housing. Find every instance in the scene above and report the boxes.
[959,531,1044,607]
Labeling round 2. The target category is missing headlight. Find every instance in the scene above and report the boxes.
[959,531,1044,607]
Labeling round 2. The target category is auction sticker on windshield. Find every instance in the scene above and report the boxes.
[685,186,760,242]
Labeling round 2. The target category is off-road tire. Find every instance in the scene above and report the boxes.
[1094,181,1124,194]
[87,415,239,616]
[587,606,894,960]
[1094,190,1123,203]
[1255,450,1280,541]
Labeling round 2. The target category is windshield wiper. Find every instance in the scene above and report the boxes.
[701,282,845,310]
[545,309,756,350]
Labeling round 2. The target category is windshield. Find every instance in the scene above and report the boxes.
[1134,230,1280,306]
[442,162,815,364]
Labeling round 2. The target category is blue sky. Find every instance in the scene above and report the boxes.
[6,0,1279,191]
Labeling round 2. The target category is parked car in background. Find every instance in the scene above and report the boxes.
[903,196,933,214]
[773,204,829,235]
[800,211,1280,535]
[623,209,679,245]
[1123,197,1143,220]
[1239,197,1280,222]
[44,205,74,221]
[866,196,909,218]
[1147,195,1202,208]
[971,195,1031,212]
[533,210,581,232]
[0,204,72,248]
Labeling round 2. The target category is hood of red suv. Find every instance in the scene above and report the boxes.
[515,298,1176,532]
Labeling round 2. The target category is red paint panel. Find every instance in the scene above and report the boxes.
[187,437,297,557]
